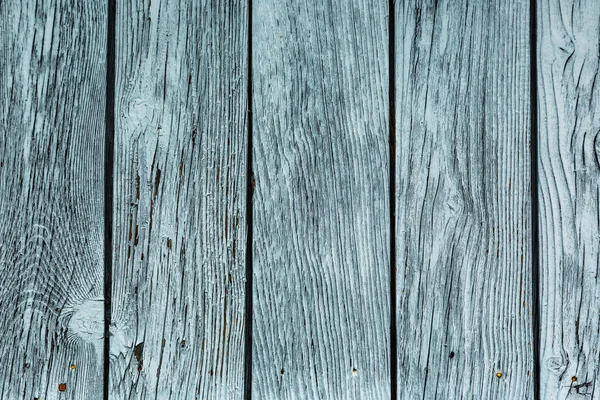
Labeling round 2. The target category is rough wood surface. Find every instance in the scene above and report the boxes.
[395,1,534,398]
[538,0,600,397]
[251,1,390,398]
[110,0,247,398]
[0,1,106,399]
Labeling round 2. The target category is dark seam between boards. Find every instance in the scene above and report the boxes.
[104,0,116,399]
[529,0,541,398]
[389,1,398,399]
[244,0,254,398]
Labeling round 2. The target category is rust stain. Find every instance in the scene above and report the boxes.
[58,383,67,392]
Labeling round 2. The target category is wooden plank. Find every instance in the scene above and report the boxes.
[251,1,390,398]
[538,0,600,397]
[109,0,248,398]
[0,1,106,399]
[395,1,534,398]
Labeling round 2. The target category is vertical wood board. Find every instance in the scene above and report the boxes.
[0,0,106,398]
[538,0,600,397]
[110,0,248,398]
[252,0,391,398]
[395,1,534,398]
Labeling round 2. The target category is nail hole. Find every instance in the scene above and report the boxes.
[352,368,357,375]
[449,352,455,359]
[280,369,284,375]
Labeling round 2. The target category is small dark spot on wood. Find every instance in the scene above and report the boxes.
[141,252,144,260]
[449,351,455,359]
[181,340,186,348]
[188,75,192,85]
[154,168,162,199]
[24,362,30,369]
[167,238,172,249]
[352,368,357,374]
[209,369,213,375]
[280,369,284,375]
[58,383,67,392]
[572,376,578,382]
[136,174,140,200]
[228,274,232,283]
[134,342,144,368]
[138,365,142,372]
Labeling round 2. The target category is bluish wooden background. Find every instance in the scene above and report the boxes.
[0,0,598,399]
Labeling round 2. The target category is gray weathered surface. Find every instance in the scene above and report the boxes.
[251,1,390,398]
[538,0,600,397]
[0,1,106,399]
[395,1,534,398]
[110,0,247,398]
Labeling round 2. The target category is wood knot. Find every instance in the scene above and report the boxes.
[67,299,104,342]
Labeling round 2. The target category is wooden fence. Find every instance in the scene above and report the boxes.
[0,0,598,398]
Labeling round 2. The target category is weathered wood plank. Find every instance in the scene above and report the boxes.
[0,1,106,399]
[395,1,534,398]
[538,0,600,397]
[109,0,247,398]
[251,1,390,398]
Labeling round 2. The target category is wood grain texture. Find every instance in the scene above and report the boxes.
[251,1,390,398]
[538,0,600,397]
[109,0,247,398]
[0,0,106,399]
[395,1,534,398]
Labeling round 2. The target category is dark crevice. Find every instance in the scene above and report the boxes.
[389,1,397,399]
[104,0,116,399]
[530,0,540,398]
[244,0,254,398]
